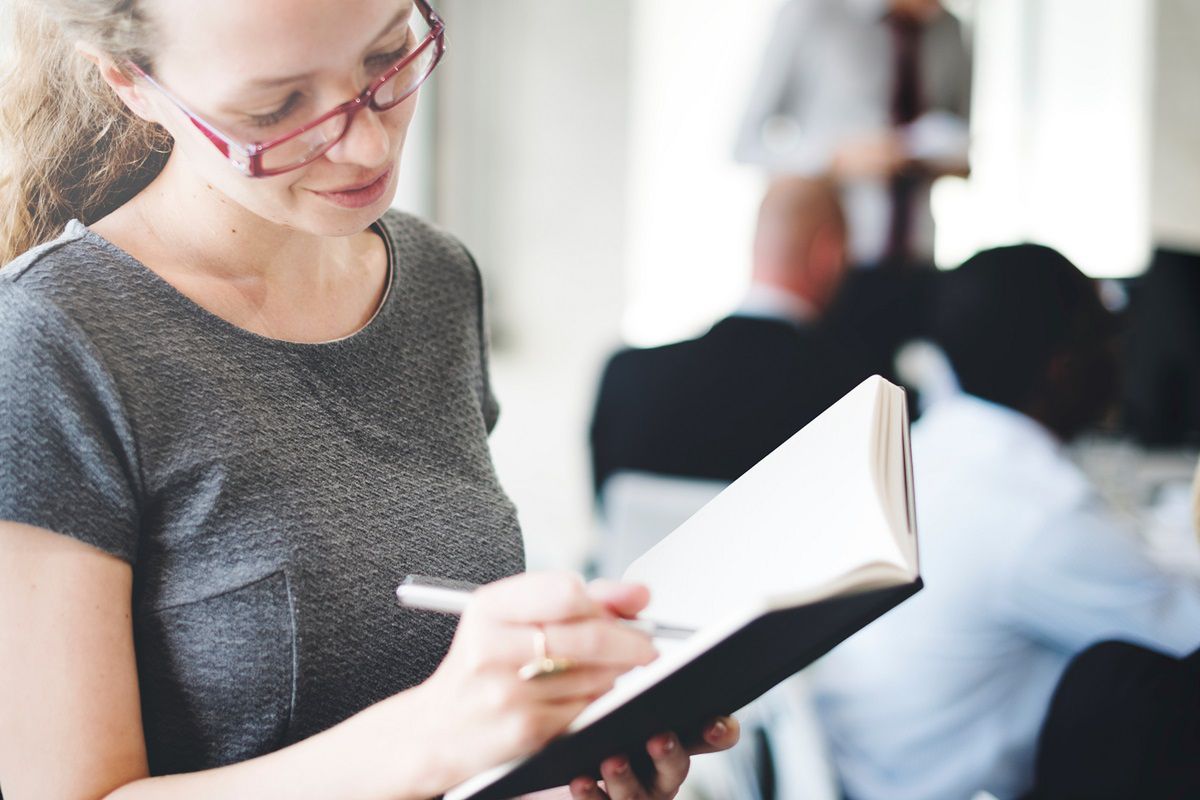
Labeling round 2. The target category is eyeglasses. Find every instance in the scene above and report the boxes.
[128,0,445,178]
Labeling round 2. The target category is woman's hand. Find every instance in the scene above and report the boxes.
[411,572,660,790]
[566,716,741,800]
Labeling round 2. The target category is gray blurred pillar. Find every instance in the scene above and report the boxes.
[429,1,634,568]
[1149,0,1200,253]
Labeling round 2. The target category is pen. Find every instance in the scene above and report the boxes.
[395,574,695,641]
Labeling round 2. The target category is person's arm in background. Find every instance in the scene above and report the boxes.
[903,11,972,179]
[998,502,1200,658]
[735,1,913,182]
[733,0,839,175]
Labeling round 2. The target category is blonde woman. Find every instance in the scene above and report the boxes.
[0,1,736,798]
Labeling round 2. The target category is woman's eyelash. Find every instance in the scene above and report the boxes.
[244,40,413,127]
[248,93,302,128]
[368,45,412,67]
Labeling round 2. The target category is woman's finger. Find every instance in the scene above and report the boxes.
[569,776,609,799]
[684,715,741,756]
[517,666,626,702]
[472,571,597,624]
[540,619,657,668]
[485,619,657,670]
[586,579,651,619]
[598,755,645,800]
[646,732,689,796]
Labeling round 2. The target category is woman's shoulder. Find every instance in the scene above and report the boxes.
[376,209,481,278]
[0,267,110,386]
[2,219,91,280]
[0,220,130,327]
[0,226,91,342]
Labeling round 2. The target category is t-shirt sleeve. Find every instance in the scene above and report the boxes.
[0,284,141,562]
[461,248,501,435]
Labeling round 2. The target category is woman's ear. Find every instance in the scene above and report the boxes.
[74,42,159,124]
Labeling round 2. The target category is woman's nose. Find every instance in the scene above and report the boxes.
[324,105,391,169]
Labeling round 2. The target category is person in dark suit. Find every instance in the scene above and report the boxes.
[1122,247,1200,447]
[589,177,871,496]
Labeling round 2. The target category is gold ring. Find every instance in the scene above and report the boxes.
[518,627,575,681]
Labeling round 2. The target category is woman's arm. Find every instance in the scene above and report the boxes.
[0,522,150,799]
[0,525,662,800]
[106,689,453,800]
[0,522,453,800]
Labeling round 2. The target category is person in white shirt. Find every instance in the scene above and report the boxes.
[1027,462,1200,799]
[809,244,1200,800]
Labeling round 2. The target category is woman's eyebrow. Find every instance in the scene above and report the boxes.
[372,3,415,43]
[237,3,415,92]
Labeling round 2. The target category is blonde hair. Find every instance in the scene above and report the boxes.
[0,0,172,264]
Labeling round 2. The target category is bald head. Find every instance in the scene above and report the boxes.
[889,0,945,21]
[752,177,848,314]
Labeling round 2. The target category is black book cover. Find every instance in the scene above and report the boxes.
[456,578,922,800]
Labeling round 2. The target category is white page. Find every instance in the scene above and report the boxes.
[622,376,908,631]
[444,378,918,800]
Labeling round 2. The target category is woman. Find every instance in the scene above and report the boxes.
[0,1,737,797]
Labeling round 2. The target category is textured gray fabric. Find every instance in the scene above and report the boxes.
[0,211,525,774]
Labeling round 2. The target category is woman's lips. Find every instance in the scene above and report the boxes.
[311,167,393,209]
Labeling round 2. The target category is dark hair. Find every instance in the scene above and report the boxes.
[933,244,1117,418]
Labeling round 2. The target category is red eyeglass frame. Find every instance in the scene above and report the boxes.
[127,0,445,178]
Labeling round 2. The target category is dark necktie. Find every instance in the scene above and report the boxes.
[884,13,923,266]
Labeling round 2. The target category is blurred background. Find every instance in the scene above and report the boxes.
[390,0,1200,573]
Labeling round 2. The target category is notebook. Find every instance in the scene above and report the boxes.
[446,375,922,800]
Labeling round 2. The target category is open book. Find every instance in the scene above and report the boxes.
[446,375,921,800]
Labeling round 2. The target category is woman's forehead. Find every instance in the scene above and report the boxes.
[151,0,413,90]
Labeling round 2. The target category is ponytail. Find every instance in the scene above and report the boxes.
[0,0,171,264]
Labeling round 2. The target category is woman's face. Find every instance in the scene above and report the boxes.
[142,0,420,237]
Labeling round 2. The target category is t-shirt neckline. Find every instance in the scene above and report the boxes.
[66,216,398,351]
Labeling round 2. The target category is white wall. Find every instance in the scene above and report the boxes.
[622,0,778,347]
[435,0,633,570]
[937,0,1155,276]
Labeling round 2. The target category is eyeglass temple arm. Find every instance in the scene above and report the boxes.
[125,60,252,161]
[417,0,443,27]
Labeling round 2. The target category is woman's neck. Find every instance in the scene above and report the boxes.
[90,153,389,343]
[129,154,349,282]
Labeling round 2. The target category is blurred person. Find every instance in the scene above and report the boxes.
[589,177,871,496]
[735,0,972,387]
[735,0,971,269]
[0,1,738,799]
[1122,247,1200,447]
[1025,461,1200,800]
[810,245,1200,800]
[589,177,865,800]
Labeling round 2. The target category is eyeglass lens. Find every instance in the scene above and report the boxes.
[258,16,439,173]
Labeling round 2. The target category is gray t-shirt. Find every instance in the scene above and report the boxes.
[0,211,525,774]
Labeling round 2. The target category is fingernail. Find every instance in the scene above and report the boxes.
[705,719,728,743]
[660,734,677,753]
[610,757,629,774]
[572,777,596,793]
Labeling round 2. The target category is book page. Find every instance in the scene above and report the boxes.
[622,376,911,631]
